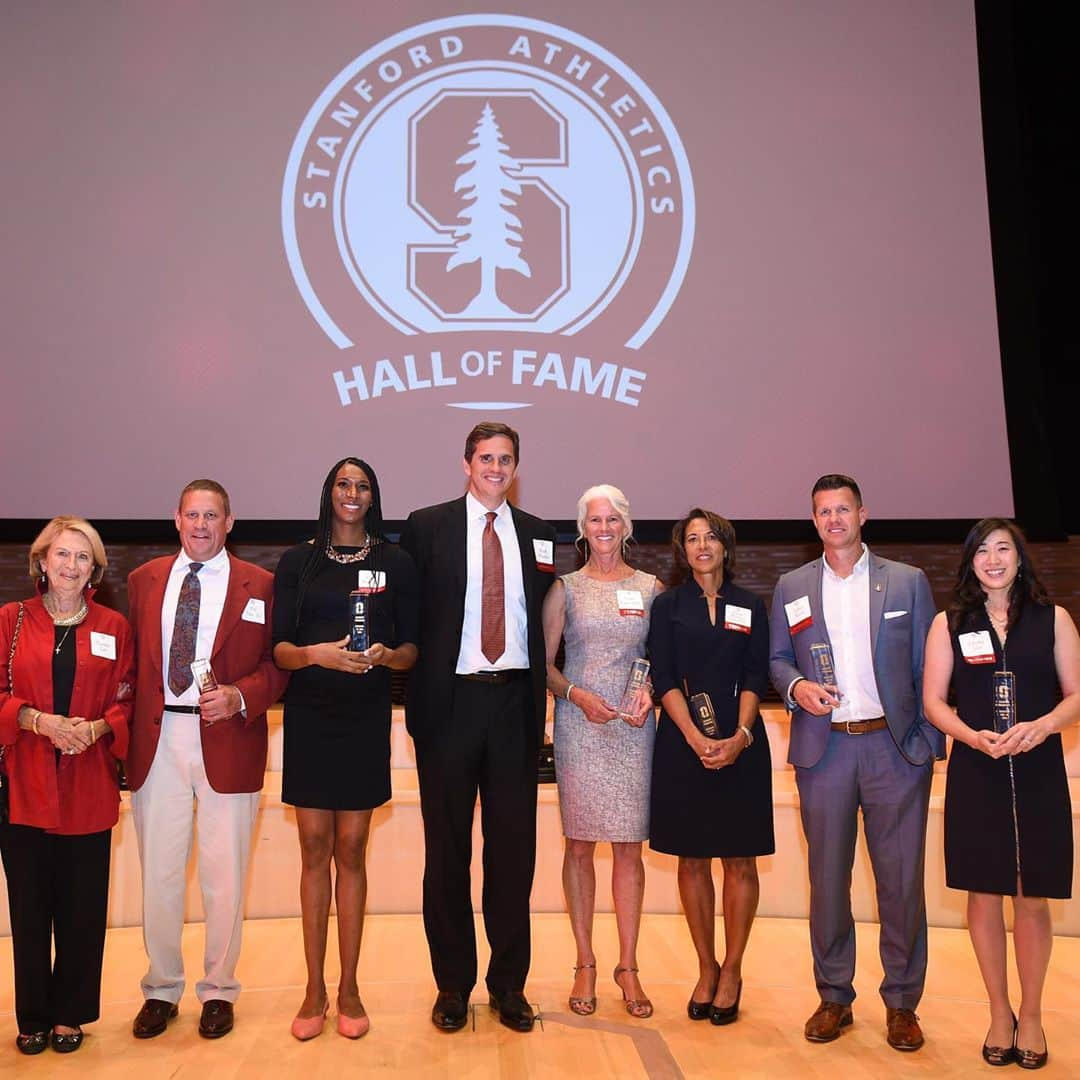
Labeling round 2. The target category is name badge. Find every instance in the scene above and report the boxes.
[533,538,554,572]
[724,604,752,633]
[241,598,266,624]
[616,589,645,616]
[785,595,812,634]
[90,631,116,660]
[958,630,995,664]
[356,570,387,594]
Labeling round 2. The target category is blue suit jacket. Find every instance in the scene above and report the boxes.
[768,549,943,768]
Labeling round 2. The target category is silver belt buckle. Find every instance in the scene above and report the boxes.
[844,719,861,735]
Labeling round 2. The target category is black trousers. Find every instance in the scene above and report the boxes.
[0,822,111,1033]
[415,676,538,994]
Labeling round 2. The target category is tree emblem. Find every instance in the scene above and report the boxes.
[446,101,532,315]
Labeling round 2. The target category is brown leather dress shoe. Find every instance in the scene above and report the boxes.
[886,1007,924,1051]
[133,999,179,1039]
[804,1000,853,1042]
[198,999,235,1039]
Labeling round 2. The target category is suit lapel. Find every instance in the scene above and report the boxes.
[144,559,172,682]
[868,549,887,657]
[449,497,468,631]
[808,559,832,650]
[509,504,534,610]
[212,554,250,660]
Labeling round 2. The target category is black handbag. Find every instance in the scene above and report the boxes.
[1,602,26,823]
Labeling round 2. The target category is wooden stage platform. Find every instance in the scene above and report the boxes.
[1,912,1077,1077]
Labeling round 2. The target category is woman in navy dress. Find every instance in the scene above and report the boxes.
[648,509,773,1026]
[923,518,1080,1068]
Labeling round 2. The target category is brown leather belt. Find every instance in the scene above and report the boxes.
[831,716,887,735]
[457,669,529,686]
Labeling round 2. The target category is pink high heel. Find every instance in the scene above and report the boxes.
[290,1000,329,1041]
[337,1004,371,1039]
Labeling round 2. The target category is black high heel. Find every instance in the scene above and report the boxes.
[981,1014,1016,1067]
[710,979,742,1025]
[687,967,719,1021]
[1015,1026,1048,1070]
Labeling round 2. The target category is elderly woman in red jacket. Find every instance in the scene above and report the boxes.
[0,516,134,1056]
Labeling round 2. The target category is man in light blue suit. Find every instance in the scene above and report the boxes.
[769,474,942,1052]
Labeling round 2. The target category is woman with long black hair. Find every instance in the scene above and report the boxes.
[272,458,418,1040]
[923,518,1080,1069]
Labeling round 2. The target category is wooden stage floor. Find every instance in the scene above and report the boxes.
[1,913,1077,1077]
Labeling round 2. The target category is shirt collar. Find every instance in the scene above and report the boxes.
[466,491,509,522]
[171,547,229,575]
[822,543,869,583]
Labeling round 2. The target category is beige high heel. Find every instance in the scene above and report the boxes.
[569,962,597,1015]
[614,966,653,1019]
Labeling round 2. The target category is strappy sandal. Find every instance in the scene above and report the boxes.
[614,966,653,1019]
[569,962,597,1015]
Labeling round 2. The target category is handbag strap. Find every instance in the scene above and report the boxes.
[2,602,26,763]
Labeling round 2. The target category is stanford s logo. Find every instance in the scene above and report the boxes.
[283,14,694,351]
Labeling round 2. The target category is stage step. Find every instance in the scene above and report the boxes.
[3,767,1077,938]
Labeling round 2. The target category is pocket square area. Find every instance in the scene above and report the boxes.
[883,610,908,619]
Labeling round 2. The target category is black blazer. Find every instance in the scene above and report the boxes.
[399,496,557,742]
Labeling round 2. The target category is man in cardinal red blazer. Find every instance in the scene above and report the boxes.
[126,480,287,1041]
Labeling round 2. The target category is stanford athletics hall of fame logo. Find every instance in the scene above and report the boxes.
[282,14,694,407]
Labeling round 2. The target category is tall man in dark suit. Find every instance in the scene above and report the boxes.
[769,474,942,1052]
[400,422,556,1033]
[126,480,287,1040]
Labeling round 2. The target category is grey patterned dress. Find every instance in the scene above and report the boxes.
[554,568,659,841]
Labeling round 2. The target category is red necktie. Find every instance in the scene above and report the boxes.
[481,512,505,664]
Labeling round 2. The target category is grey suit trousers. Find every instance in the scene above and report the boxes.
[796,726,932,1010]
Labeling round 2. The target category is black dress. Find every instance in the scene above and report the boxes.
[648,579,774,858]
[946,602,1072,898]
[272,541,419,810]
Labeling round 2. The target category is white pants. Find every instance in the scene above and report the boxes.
[131,714,259,1004]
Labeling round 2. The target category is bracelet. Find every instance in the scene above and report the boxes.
[32,709,41,736]
[565,683,576,703]
[91,721,98,745]
[738,724,754,747]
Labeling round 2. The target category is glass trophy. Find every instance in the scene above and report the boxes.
[190,658,218,693]
[348,590,369,652]
[992,670,1017,734]
[618,658,651,720]
[809,642,840,697]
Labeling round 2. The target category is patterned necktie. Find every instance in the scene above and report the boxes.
[168,562,203,695]
[480,512,505,664]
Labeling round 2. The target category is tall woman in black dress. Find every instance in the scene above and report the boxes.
[272,459,418,1040]
[923,519,1080,1068]
[648,509,773,1026]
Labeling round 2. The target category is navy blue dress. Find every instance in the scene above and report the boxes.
[648,579,774,858]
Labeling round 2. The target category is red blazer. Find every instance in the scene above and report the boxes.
[0,594,134,834]
[126,552,288,794]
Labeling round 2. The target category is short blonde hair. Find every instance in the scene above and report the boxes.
[29,516,108,586]
[575,484,634,550]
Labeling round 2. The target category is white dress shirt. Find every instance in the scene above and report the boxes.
[456,493,529,672]
[161,547,230,708]
[820,544,884,723]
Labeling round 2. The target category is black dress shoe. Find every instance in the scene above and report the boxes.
[710,979,742,1026]
[51,1029,84,1053]
[488,989,535,1032]
[198,999,234,1039]
[431,991,469,1032]
[15,1031,49,1055]
[133,999,179,1039]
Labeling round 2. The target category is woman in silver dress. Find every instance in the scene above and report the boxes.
[542,484,660,1019]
